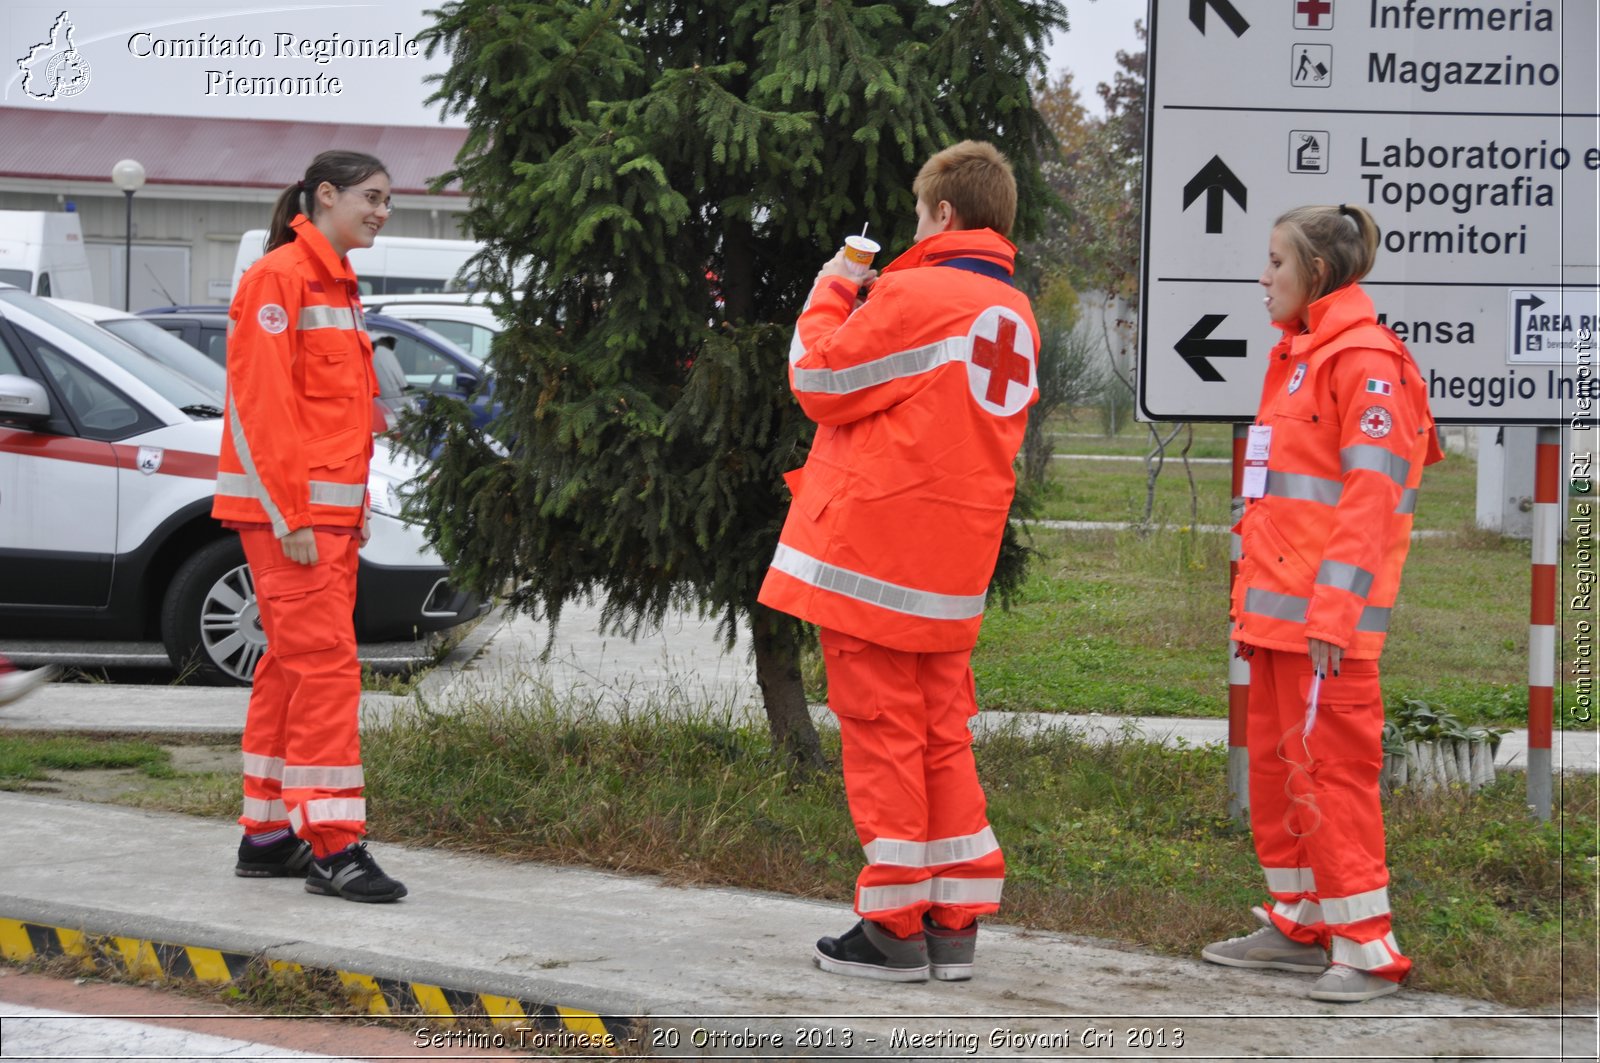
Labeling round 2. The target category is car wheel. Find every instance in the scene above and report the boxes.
[161,538,265,686]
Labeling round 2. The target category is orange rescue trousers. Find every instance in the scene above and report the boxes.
[238,529,366,858]
[1244,646,1410,981]
[821,629,1005,939]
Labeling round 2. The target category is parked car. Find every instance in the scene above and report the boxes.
[0,284,484,685]
[360,292,504,364]
[140,306,498,429]
[46,298,227,395]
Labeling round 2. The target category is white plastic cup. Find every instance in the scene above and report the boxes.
[842,235,881,279]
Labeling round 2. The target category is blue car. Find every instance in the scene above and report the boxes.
[139,306,500,430]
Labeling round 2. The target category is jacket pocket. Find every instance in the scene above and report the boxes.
[306,425,369,476]
[1247,510,1318,588]
[301,331,360,398]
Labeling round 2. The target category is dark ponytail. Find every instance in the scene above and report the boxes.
[265,150,389,253]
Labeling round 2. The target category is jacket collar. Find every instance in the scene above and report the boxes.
[288,214,358,286]
[880,228,1018,277]
[1277,283,1376,357]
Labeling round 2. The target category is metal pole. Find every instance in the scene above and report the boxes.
[1228,422,1251,822]
[122,189,134,312]
[1528,426,1559,820]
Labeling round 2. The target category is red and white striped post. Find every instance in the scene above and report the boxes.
[1528,426,1560,821]
[1228,423,1250,821]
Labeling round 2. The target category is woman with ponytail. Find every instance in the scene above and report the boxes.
[214,150,409,903]
[1201,204,1443,1001]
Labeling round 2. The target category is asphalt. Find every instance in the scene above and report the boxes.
[1,604,1596,1061]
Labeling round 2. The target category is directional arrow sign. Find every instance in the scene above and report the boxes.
[1513,293,1546,357]
[1189,0,1249,38]
[1175,314,1247,382]
[1182,155,1247,235]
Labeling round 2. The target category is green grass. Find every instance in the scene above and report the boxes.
[982,420,1594,730]
[0,735,173,785]
[99,703,1598,1009]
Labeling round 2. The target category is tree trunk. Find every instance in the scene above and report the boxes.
[749,604,827,772]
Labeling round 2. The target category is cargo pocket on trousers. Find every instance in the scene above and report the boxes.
[819,629,882,721]
[1296,660,1384,755]
[257,562,339,656]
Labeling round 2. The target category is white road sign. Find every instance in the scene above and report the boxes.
[1139,0,1600,425]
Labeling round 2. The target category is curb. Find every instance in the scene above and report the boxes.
[0,914,633,1050]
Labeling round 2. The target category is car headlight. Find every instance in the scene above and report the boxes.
[366,469,408,519]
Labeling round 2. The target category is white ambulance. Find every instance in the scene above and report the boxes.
[0,284,483,684]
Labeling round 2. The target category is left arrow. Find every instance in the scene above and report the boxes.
[1182,155,1248,235]
[1176,314,1247,382]
[1189,0,1250,37]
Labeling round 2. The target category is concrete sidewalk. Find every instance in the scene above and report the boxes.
[0,602,1595,1060]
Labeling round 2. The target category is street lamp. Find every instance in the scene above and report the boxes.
[110,159,145,311]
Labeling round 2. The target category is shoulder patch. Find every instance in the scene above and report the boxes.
[257,304,289,334]
[1360,406,1393,438]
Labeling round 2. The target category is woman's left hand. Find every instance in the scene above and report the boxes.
[1308,637,1343,678]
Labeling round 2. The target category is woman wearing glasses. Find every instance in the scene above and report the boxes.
[214,150,407,903]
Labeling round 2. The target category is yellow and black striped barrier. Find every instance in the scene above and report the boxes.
[0,915,630,1050]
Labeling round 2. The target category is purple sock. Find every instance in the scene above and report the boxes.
[246,828,291,847]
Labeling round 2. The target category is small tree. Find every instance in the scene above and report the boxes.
[411,1,1067,767]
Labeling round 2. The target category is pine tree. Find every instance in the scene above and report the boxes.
[412,0,1066,767]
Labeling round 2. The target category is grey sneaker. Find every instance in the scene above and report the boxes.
[1309,963,1400,1002]
[1202,923,1327,972]
[922,914,976,981]
[814,919,929,983]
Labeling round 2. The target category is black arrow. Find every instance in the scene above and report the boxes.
[1513,293,1546,356]
[1182,155,1248,234]
[1190,0,1250,37]
[1176,314,1247,382]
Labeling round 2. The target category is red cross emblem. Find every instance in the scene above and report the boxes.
[1295,0,1333,28]
[1360,405,1392,438]
[969,314,1033,411]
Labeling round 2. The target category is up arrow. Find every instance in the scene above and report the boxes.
[1189,0,1250,37]
[1513,293,1546,356]
[1176,314,1247,382]
[1183,156,1248,235]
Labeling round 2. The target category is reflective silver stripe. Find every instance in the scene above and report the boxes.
[1321,886,1391,925]
[1330,931,1401,971]
[1317,560,1375,597]
[282,764,365,790]
[1265,470,1342,507]
[242,752,285,781]
[1341,445,1410,487]
[1263,866,1317,894]
[1396,488,1418,515]
[289,798,367,828]
[242,797,288,822]
[220,472,363,511]
[857,881,930,913]
[863,826,999,869]
[226,396,289,538]
[308,480,366,508]
[770,543,985,621]
[929,875,1004,906]
[1244,588,1308,623]
[1272,898,1323,928]
[1357,606,1391,632]
[298,305,357,331]
[791,336,966,396]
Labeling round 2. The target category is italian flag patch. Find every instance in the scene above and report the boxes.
[1366,378,1393,395]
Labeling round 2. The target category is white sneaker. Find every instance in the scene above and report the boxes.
[0,665,60,707]
[1308,963,1401,1002]
[1201,923,1328,972]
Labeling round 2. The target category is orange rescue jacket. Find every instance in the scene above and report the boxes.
[1231,284,1444,658]
[758,228,1039,652]
[213,216,376,537]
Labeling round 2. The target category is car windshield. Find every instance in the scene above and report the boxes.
[99,317,228,395]
[0,290,223,413]
[397,320,484,370]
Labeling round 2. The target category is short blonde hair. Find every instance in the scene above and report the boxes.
[913,140,1018,237]
[1273,204,1381,302]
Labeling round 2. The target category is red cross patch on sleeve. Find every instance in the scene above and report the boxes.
[1360,406,1393,438]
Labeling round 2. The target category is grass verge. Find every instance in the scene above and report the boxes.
[58,703,1596,1010]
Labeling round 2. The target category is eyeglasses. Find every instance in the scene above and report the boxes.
[337,185,393,212]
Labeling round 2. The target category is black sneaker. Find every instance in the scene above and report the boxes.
[234,833,313,878]
[923,913,977,981]
[814,919,928,982]
[304,843,408,903]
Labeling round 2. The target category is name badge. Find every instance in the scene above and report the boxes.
[1242,425,1272,499]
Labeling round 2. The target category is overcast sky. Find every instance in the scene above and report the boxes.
[3,2,1143,127]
